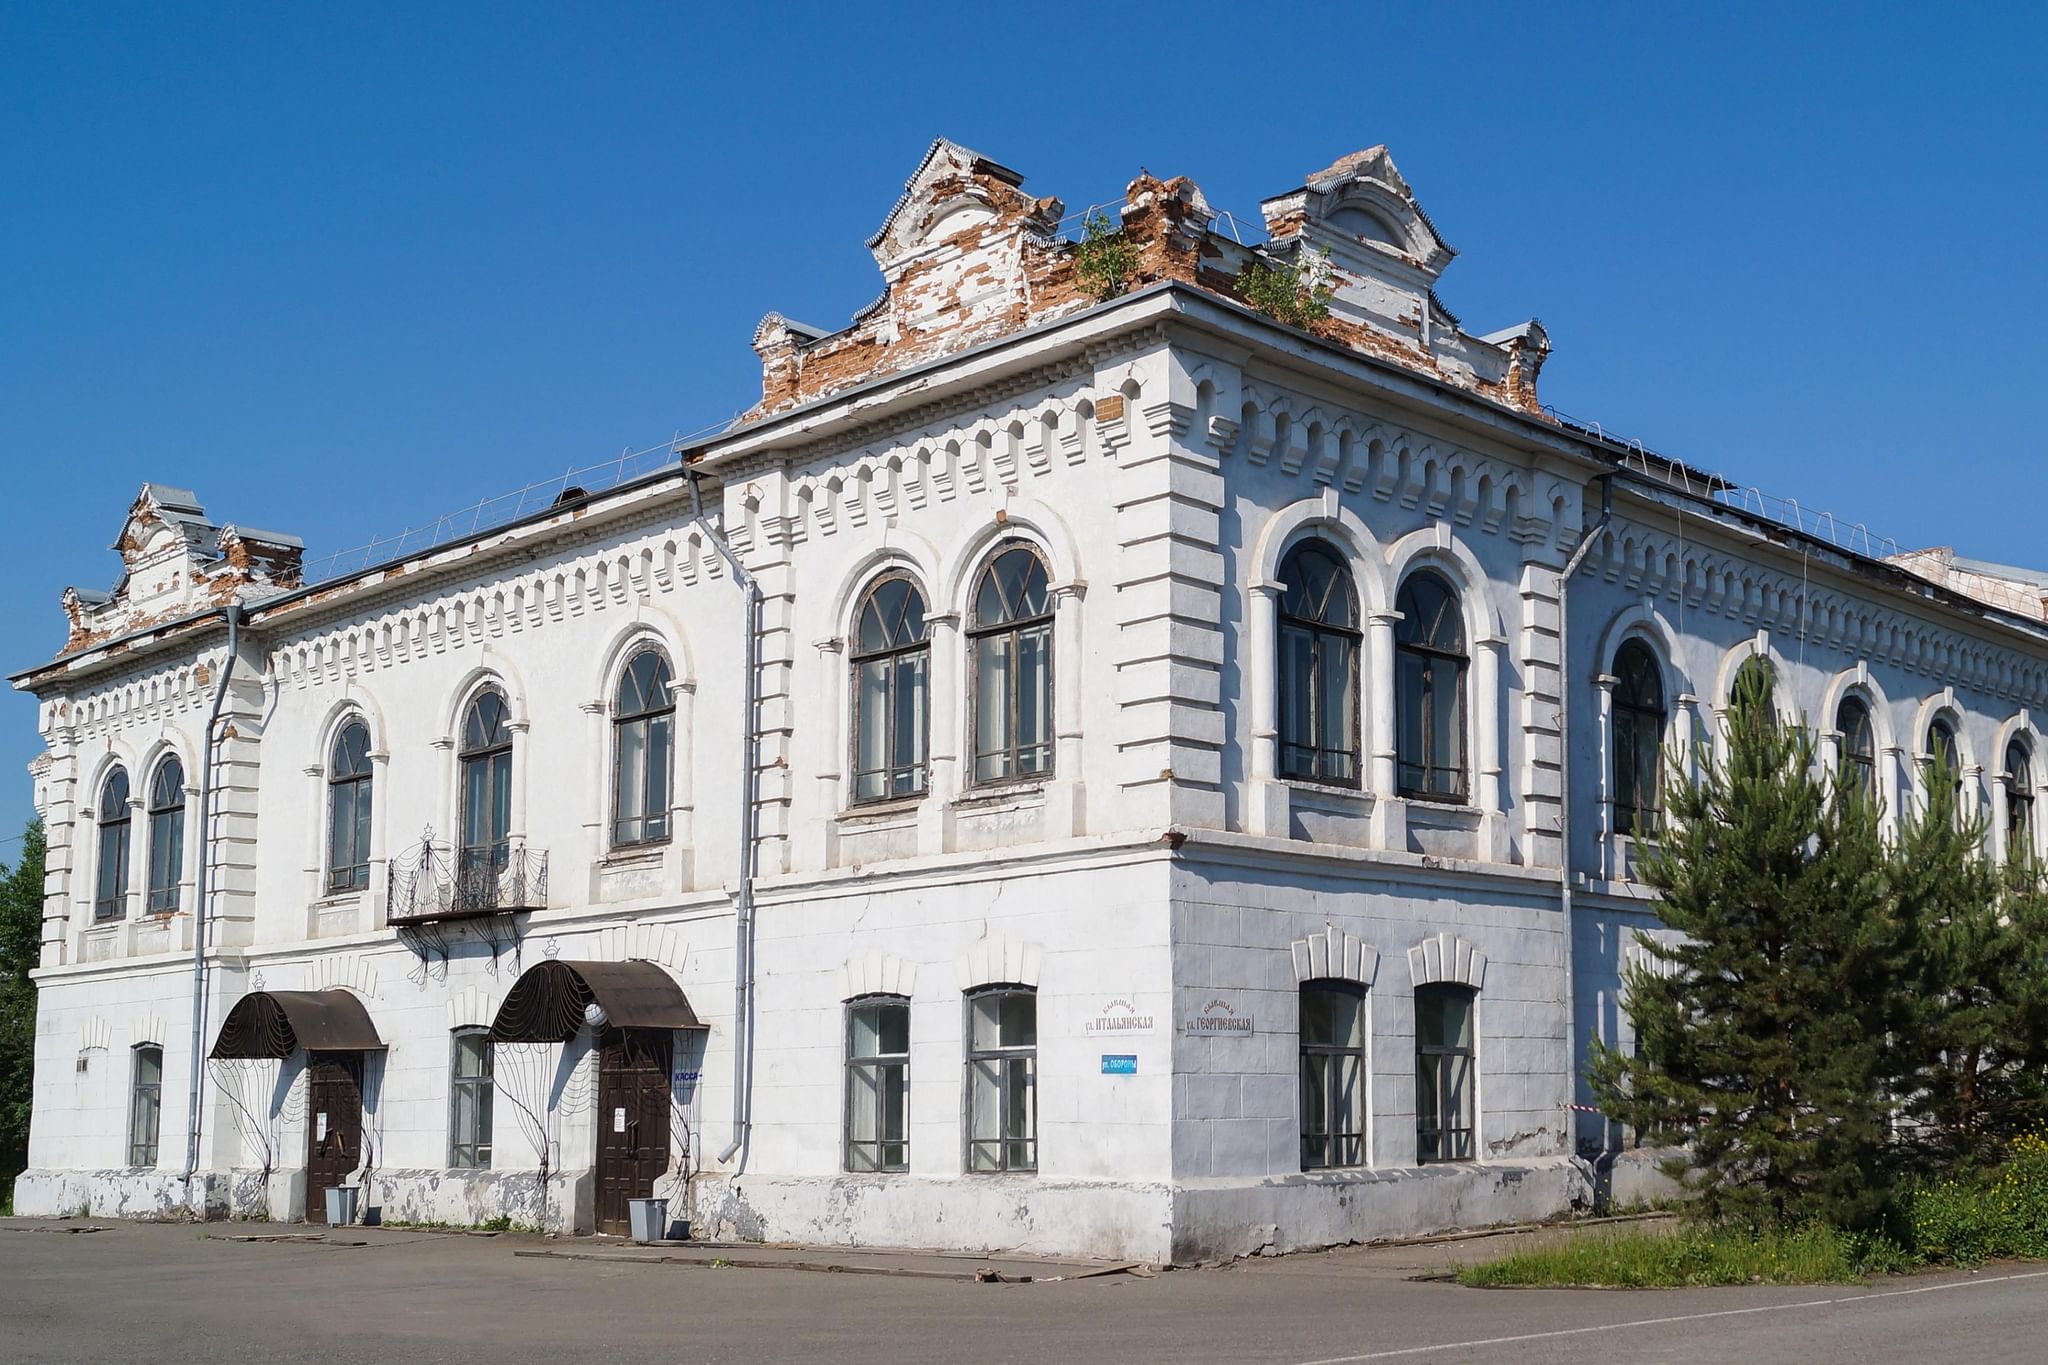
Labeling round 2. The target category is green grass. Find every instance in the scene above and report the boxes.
[1460,1136,2048,1287]
[1456,1223,1909,1288]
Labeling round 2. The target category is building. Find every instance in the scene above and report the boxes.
[15,140,2048,1262]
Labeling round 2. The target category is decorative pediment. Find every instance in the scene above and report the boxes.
[865,137,1056,272]
[1261,146,1455,278]
[57,483,303,654]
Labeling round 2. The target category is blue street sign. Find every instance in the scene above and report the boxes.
[1100,1054,1138,1075]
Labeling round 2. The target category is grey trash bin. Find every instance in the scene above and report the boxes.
[628,1197,668,1243]
[324,1185,361,1227]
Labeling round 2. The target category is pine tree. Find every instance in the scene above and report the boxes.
[1588,669,1900,1228]
[1892,778,2048,1166]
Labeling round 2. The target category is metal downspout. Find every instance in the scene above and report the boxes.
[183,604,244,1182]
[1556,476,1612,1173]
[688,470,761,1171]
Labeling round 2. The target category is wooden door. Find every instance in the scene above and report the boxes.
[304,1052,365,1224]
[595,1029,673,1236]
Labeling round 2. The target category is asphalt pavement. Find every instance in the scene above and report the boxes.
[3,1216,2043,1364]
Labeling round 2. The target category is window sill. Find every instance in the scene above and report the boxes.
[1285,780,1373,806]
[837,796,926,823]
[1399,791,1473,809]
[598,847,668,869]
[312,892,367,910]
[953,782,1048,811]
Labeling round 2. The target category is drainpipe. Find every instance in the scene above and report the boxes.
[687,469,762,1171]
[183,603,245,1182]
[1555,475,1612,1173]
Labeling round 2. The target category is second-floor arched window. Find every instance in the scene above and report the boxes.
[327,720,374,891]
[1277,542,1361,786]
[1836,696,1876,799]
[1732,655,1777,729]
[612,650,675,847]
[1926,717,1963,818]
[145,757,185,914]
[95,767,131,921]
[968,544,1053,786]
[459,690,514,881]
[1395,570,1468,801]
[851,576,930,803]
[2005,739,2033,854]
[1611,641,1665,835]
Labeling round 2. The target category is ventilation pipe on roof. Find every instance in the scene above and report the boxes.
[687,469,762,1173]
[1555,474,1612,1191]
[183,603,244,1184]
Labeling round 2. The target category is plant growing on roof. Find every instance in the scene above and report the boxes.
[1073,210,1139,302]
[1237,245,1335,330]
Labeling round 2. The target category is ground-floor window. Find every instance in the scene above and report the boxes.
[449,1029,494,1169]
[1416,984,1477,1162]
[128,1044,162,1167]
[845,997,909,1172]
[1299,981,1368,1169]
[966,987,1036,1173]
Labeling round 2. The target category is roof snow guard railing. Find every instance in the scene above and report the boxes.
[296,429,729,588]
[1544,406,1905,565]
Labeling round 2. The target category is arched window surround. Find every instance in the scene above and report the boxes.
[610,646,678,848]
[1393,567,1471,804]
[94,763,133,923]
[964,540,1055,788]
[448,678,520,888]
[1381,529,1508,855]
[1590,608,1694,879]
[848,571,932,805]
[144,754,187,915]
[1911,689,1974,821]
[1606,638,1667,838]
[1275,539,1363,787]
[1819,667,1900,827]
[2001,730,2036,863]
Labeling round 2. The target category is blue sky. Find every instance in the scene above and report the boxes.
[2,2,2044,856]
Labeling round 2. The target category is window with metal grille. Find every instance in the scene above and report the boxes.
[850,576,930,804]
[145,757,185,914]
[95,768,131,922]
[1395,571,1467,801]
[129,1044,162,1167]
[1415,984,1476,1163]
[612,650,675,847]
[1611,640,1665,835]
[844,997,909,1172]
[968,545,1053,786]
[327,720,374,892]
[965,987,1036,1172]
[459,690,514,886]
[1299,981,1367,1170]
[448,1029,494,1169]
[1277,542,1361,787]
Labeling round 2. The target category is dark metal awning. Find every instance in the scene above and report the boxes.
[490,959,707,1043]
[209,989,385,1059]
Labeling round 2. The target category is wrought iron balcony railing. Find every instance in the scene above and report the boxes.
[387,831,549,924]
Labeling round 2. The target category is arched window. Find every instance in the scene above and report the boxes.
[2005,739,2033,854]
[968,544,1053,786]
[1926,717,1963,817]
[145,757,185,914]
[1611,641,1665,835]
[612,650,675,846]
[1415,983,1477,1163]
[327,720,374,892]
[459,690,514,883]
[1277,542,1361,786]
[1299,980,1367,1169]
[1732,655,1777,728]
[851,576,930,803]
[95,767,131,921]
[1395,571,1467,801]
[845,996,910,1172]
[1836,696,1876,799]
